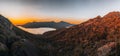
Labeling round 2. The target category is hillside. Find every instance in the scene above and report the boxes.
[0,15,54,56]
[43,11,120,56]
[22,21,74,29]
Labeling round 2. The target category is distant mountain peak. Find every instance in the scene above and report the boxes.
[59,21,65,23]
[103,11,120,18]
[22,21,74,29]
[58,21,68,23]
[51,21,56,23]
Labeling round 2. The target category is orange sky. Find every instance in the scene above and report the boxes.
[8,16,86,25]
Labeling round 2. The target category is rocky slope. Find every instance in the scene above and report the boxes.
[43,11,120,56]
[0,15,53,56]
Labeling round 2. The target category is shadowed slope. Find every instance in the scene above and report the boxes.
[0,15,51,56]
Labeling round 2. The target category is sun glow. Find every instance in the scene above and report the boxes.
[7,16,86,25]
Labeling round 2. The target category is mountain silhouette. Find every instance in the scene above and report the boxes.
[22,21,74,29]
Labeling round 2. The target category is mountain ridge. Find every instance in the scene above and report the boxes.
[43,11,120,56]
[22,21,74,29]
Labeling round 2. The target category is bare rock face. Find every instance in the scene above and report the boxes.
[97,42,116,56]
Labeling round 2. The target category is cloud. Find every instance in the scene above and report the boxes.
[0,0,120,18]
